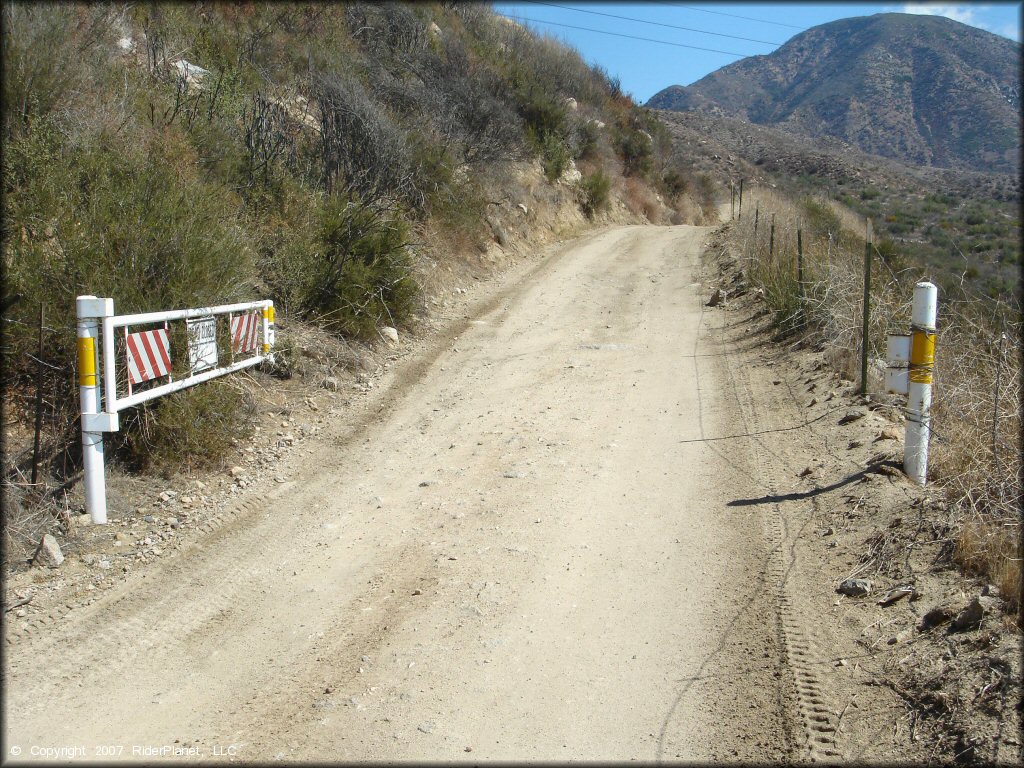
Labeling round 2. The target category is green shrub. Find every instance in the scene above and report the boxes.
[303,194,418,339]
[613,126,652,177]
[1,4,115,138]
[514,76,567,146]
[118,379,255,475]
[579,169,611,218]
[3,124,253,395]
[573,119,600,161]
[540,133,571,182]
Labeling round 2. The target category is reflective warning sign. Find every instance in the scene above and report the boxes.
[187,316,218,374]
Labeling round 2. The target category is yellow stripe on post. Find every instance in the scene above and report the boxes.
[908,330,935,384]
[77,336,97,386]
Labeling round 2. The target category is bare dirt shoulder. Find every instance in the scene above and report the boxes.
[702,222,1022,765]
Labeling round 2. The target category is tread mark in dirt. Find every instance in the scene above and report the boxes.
[5,472,345,713]
[712,307,843,763]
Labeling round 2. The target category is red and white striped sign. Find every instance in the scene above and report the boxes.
[230,311,260,355]
[126,328,172,385]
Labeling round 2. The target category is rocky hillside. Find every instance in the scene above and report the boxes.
[648,13,1021,174]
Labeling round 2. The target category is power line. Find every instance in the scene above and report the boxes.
[671,4,805,30]
[525,1,785,46]
[503,14,751,57]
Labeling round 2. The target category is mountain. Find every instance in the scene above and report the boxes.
[647,13,1021,174]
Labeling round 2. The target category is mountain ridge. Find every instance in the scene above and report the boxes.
[648,12,1021,174]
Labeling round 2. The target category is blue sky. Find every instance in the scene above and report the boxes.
[492,2,1023,103]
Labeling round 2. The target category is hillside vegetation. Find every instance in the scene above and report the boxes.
[656,109,1021,303]
[718,186,1021,622]
[649,12,1021,175]
[2,2,714,511]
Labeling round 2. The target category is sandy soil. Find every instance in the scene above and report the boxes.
[5,223,925,763]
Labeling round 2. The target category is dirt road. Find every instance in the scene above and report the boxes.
[7,224,835,762]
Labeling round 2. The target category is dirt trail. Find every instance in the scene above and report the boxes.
[7,224,839,762]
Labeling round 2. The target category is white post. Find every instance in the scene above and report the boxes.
[261,301,275,355]
[77,295,112,524]
[904,282,937,484]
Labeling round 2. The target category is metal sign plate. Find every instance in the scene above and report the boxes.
[187,316,218,374]
[885,367,909,395]
[886,334,911,365]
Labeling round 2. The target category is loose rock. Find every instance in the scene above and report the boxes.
[877,585,916,606]
[919,605,953,631]
[837,578,872,597]
[322,376,340,391]
[33,534,64,568]
[707,288,728,307]
[838,410,866,425]
[380,326,399,344]
[952,597,984,631]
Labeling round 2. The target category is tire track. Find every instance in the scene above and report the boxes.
[5,471,350,719]
[710,308,842,763]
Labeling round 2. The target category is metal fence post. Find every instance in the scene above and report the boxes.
[797,229,804,327]
[860,218,873,396]
[905,282,937,484]
[992,328,1006,475]
[77,295,112,524]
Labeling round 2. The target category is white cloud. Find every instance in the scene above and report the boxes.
[901,4,982,26]
[900,4,1022,39]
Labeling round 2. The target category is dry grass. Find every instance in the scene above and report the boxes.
[727,187,1022,621]
[621,176,662,223]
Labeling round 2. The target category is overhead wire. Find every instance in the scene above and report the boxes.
[670,3,806,30]
[503,14,751,57]
[524,1,786,46]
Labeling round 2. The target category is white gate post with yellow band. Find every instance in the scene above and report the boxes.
[905,282,937,484]
[76,294,274,524]
[77,296,116,524]
[262,303,275,354]
[885,282,938,485]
